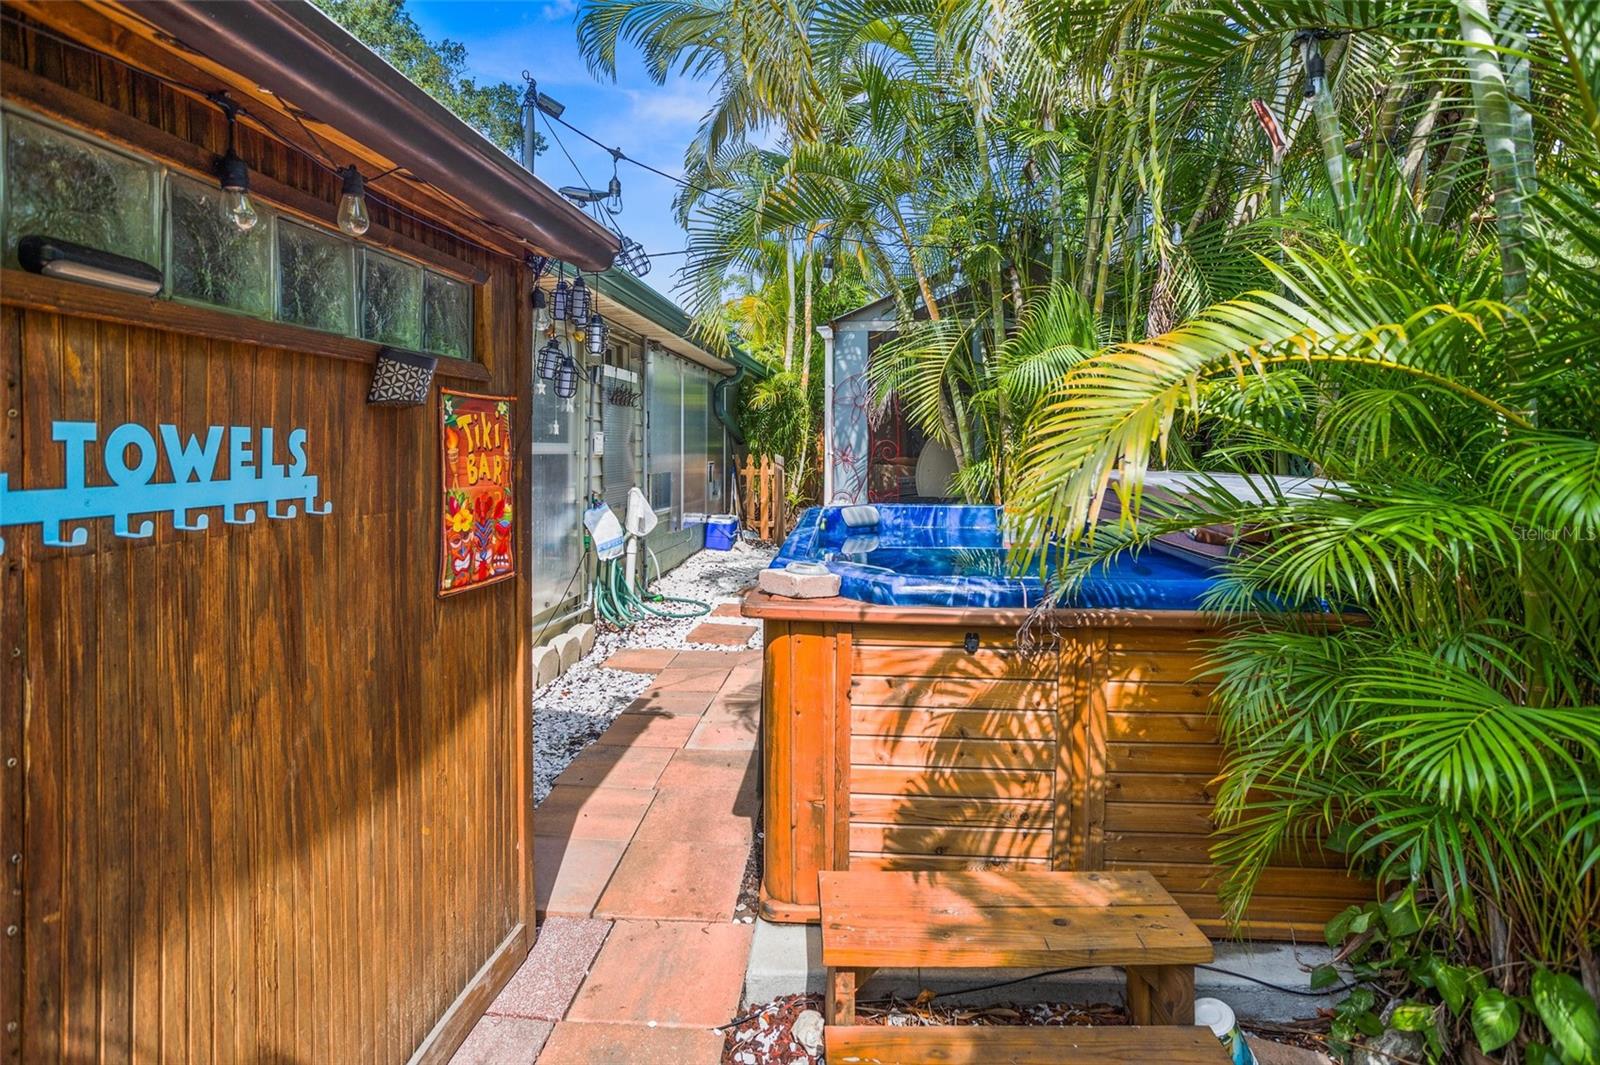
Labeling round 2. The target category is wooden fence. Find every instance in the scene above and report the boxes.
[740,454,790,542]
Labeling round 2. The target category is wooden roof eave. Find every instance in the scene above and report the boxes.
[8,0,619,268]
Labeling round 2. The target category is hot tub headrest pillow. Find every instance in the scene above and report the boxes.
[841,505,880,529]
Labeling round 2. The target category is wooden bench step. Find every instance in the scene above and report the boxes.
[820,870,1214,1027]
[820,869,1213,969]
[826,1024,1232,1064]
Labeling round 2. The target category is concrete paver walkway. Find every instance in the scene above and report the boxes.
[451,633,762,1064]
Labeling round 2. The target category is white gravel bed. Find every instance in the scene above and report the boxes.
[533,540,776,802]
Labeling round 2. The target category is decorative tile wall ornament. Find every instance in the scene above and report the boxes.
[368,346,438,406]
[439,389,515,596]
[0,420,331,554]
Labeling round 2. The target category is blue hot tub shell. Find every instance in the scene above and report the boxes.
[769,504,1221,610]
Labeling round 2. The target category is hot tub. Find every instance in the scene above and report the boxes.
[745,504,1367,939]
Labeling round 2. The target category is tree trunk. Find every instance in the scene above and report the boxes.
[800,237,815,395]
[783,229,797,372]
[1461,0,1530,304]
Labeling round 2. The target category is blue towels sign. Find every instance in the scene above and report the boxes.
[0,420,332,554]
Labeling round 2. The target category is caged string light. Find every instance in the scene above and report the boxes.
[552,265,572,322]
[554,352,580,412]
[535,335,565,396]
[569,273,591,326]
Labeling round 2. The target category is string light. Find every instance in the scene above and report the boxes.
[569,273,591,326]
[336,165,371,236]
[552,265,571,321]
[211,94,259,233]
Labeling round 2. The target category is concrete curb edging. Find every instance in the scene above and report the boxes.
[742,919,1345,1022]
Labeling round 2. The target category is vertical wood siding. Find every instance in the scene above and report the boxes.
[2,21,535,1062]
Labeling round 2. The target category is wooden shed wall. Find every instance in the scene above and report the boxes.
[1,22,534,1064]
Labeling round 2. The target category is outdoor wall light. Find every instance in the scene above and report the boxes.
[367,346,437,406]
[337,165,371,237]
[569,273,591,326]
[17,235,163,296]
[213,96,259,233]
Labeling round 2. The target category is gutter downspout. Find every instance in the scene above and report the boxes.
[713,362,746,448]
[818,324,835,501]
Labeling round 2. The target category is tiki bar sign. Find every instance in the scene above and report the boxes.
[0,421,331,554]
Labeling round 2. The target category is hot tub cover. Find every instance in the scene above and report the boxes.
[770,504,1223,610]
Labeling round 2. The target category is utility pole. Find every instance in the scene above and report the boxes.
[521,74,538,175]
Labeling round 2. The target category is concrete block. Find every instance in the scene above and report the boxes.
[572,622,597,657]
[740,919,1342,1023]
[551,632,581,672]
[757,566,841,599]
[744,919,824,1005]
[532,645,561,689]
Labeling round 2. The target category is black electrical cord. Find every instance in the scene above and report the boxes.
[530,549,592,654]
[716,962,1359,1035]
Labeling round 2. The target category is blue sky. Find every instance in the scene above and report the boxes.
[408,1,713,299]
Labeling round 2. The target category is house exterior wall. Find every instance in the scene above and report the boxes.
[644,346,729,575]
[828,322,877,505]
[0,19,547,1062]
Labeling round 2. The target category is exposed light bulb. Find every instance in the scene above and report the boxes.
[214,98,259,234]
[532,287,551,332]
[337,166,370,237]
[218,148,258,233]
[225,187,259,233]
[821,254,835,284]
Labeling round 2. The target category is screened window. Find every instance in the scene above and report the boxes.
[531,362,586,618]
[647,354,682,519]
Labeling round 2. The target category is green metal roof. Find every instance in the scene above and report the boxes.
[595,268,771,380]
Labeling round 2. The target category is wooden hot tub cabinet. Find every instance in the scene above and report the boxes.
[743,591,1369,939]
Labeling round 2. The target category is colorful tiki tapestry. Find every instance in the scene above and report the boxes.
[439,390,515,596]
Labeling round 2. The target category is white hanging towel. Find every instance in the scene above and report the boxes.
[584,501,626,560]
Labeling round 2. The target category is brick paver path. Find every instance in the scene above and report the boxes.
[450,629,762,1064]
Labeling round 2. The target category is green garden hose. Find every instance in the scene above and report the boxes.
[593,556,710,627]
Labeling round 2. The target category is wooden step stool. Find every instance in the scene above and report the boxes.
[825,1024,1233,1064]
[820,869,1222,1063]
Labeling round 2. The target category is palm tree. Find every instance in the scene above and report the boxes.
[1009,3,1600,1050]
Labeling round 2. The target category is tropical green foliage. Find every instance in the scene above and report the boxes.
[318,0,542,157]
[574,0,1600,1058]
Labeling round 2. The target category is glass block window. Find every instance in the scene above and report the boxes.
[168,175,272,315]
[277,219,354,333]
[0,106,479,361]
[423,270,472,358]
[360,248,423,349]
[2,112,159,267]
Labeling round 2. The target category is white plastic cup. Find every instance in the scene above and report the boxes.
[1195,997,1257,1065]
